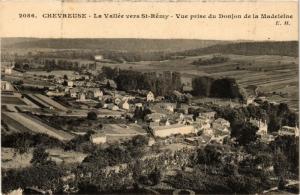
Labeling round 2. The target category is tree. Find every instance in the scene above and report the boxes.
[23,64,30,70]
[30,147,50,165]
[87,111,97,120]
[148,167,161,185]
[231,121,258,146]
[131,135,149,147]
[63,74,68,80]
[274,150,289,185]
[95,102,104,109]
[13,134,31,154]
[196,144,223,165]
[268,114,281,133]
[271,135,299,174]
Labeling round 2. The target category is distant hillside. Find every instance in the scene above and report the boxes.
[1,38,229,52]
[176,41,298,57]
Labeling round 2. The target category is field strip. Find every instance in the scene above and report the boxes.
[26,94,50,108]
[258,79,298,88]
[209,70,251,77]
[2,112,32,133]
[34,94,68,112]
[21,97,40,108]
[238,72,297,83]
[239,76,298,86]
[19,113,74,141]
[3,112,73,141]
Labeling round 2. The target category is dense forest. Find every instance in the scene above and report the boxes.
[191,76,245,99]
[101,67,182,96]
[100,67,245,99]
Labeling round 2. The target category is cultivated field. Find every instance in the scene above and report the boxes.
[1,96,26,105]
[2,112,74,141]
[34,94,68,112]
[102,123,148,143]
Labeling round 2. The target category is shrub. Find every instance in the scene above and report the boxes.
[87,111,97,120]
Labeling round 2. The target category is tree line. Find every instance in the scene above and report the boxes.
[101,66,245,99]
[191,56,229,66]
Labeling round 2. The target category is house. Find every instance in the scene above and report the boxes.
[74,81,85,87]
[94,55,104,61]
[159,119,171,126]
[151,124,195,138]
[164,103,175,112]
[1,81,13,91]
[260,134,275,143]
[183,85,193,93]
[114,97,122,105]
[145,112,166,122]
[202,127,214,136]
[4,67,12,75]
[6,188,23,195]
[90,133,107,144]
[94,89,104,99]
[80,88,102,100]
[119,100,130,110]
[107,104,119,111]
[64,87,73,94]
[172,90,183,100]
[146,91,155,102]
[54,78,63,84]
[212,118,230,134]
[77,92,86,101]
[67,81,74,87]
[151,102,176,114]
[183,114,194,124]
[46,91,65,97]
[199,111,216,120]
[156,96,165,101]
[106,79,117,89]
[135,103,143,108]
[193,116,212,134]
[177,113,185,121]
[249,118,268,136]
[148,137,156,146]
[278,126,299,137]
[85,90,94,99]
[245,96,256,105]
[122,95,135,101]
[102,95,113,103]
[69,88,78,98]
[211,134,229,144]
[149,121,160,128]
[185,135,211,145]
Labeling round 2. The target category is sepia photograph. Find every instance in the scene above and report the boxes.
[0,1,299,194]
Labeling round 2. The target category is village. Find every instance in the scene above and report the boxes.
[1,52,299,194]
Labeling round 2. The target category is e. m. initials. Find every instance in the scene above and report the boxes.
[276,21,290,26]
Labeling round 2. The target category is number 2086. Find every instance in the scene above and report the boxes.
[19,13,36,18]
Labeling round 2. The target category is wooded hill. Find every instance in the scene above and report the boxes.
[175,41,298,57]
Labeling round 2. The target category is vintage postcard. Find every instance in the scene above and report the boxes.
[0,0,299,194]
